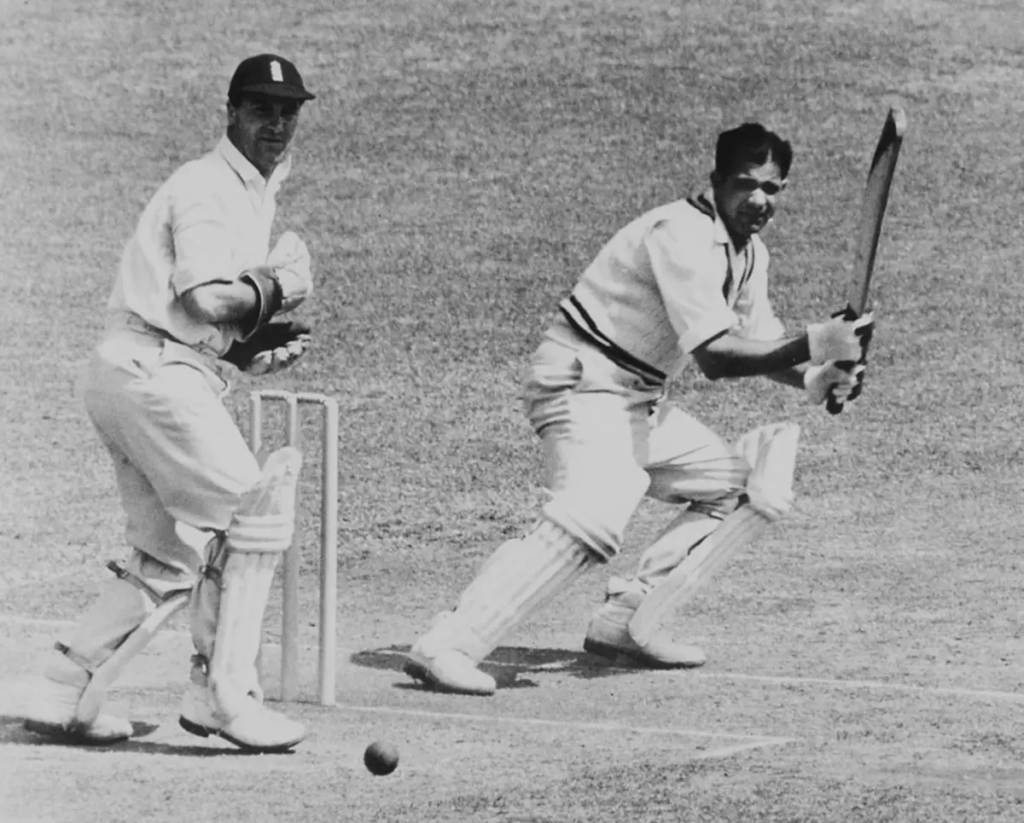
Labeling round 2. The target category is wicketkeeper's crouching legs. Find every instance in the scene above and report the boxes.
[22,553,193,744]
[22,447,306,751]
[178,446,307,753]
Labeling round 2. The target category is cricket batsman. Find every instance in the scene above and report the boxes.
[406,122,873,695]
[21,54,319,751]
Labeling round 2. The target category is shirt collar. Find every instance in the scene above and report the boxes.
[693,187,734,248]
[696,187,761,258]
[216,136,293,192]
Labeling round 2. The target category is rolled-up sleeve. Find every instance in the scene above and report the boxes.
[645,221,737,353]
[169,181,236,295]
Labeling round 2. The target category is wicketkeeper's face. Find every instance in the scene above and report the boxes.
[712,159,787,245]
[227,94,303,178]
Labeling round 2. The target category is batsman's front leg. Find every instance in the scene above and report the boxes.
[622,423,801,658]
[582,512,724,670]
[583,405,752,669]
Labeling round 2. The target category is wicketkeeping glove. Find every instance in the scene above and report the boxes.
[266,231,313,313]
[221,321,312,376]
[235,232,314,340]
[804,361,867,406]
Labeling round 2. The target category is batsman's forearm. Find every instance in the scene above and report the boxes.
[767,363,809,389]
[762,336,812,372]
[693,334,811,380]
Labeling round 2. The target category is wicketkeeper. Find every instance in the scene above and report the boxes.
[22,54,319,751]
[406,123,873,695]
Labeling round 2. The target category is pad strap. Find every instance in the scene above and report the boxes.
[54,642,95,673]
[105,560,168,606]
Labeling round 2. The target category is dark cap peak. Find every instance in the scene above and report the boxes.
[229,54,315,102]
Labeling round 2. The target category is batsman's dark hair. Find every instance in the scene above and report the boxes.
[714,123,793,180]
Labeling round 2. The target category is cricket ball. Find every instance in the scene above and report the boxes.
[364,740,399,776]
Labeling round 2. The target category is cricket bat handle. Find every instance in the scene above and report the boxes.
[825,304,873,415]
[825,386,848,415]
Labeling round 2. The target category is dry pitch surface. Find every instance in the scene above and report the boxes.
[4,0,1024,821]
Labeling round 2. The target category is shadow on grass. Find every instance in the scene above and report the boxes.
[350,644,638,692]
[0,715,292,757]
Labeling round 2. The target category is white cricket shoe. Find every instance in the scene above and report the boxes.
[22,664,133,745]
[404,647,497,696]
[404,617,496,696]
[583,578,706,669]
[178,672,306,753]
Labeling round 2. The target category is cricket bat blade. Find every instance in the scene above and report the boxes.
[827,107,906,415]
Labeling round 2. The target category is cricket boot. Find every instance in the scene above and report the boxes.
[404,611,498,696]
[583,576,706,669]
[178,655,306,752]
[405,515,599,696]
[22,652,133,745]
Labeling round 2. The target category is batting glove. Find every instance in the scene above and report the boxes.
[804,361,866,406]
[807,311,873,365]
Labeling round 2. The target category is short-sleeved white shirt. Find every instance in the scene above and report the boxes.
[107,136,292,355]
[558,189,786,382]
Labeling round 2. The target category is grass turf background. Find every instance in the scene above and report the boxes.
[3,1,1024,820]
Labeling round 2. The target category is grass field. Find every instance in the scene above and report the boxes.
[4,0,1024,821]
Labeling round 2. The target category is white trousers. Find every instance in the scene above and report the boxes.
[59,325,261,667]
[521,321,750,583]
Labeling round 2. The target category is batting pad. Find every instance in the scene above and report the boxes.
[435,519,595,663]
[190,447,302,719]
[61,550,197,726]
[735,422,801,522]
[629,422,800,646]
[635,508,722,591]
[75,590,190,725]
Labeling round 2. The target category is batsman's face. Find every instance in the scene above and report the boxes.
[227,95,302,178]
[712,159,787,246]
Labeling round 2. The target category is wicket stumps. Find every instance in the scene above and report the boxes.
[248,390,339,706]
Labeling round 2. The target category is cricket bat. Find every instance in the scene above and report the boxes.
[827,106,907,414]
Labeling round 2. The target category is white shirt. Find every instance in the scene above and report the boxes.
[558,189,786,382]
[107,136,292,355]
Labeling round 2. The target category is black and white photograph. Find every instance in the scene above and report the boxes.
[2,1,1021,820]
